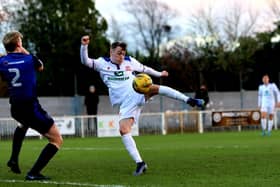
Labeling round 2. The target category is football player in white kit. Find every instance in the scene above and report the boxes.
[258,74,280,136]
[80,35,204,176]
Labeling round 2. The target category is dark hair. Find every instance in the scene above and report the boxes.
[111,41,127,50]
[262,73,269,78]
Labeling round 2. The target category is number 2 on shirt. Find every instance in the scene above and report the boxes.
[8,68,22,87]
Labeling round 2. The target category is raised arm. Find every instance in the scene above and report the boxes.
[143,66,168,78]
[80,35,94,68]
[131,57,168,77]
[33,55,44,72]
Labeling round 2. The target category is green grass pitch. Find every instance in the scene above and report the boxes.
[0,130,280,187]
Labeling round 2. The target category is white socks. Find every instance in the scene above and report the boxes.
[261,118,267,131]
[261,118,274,134]
[122,133,142,163]
[158,85,190,102]
[268,120,273,132]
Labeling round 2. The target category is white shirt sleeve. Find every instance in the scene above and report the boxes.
[272,83,280,103]
[143,66,162,77]
[80,45,94,68]
[130,57,162,77]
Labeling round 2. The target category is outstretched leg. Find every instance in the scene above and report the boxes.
[149,85,205,107]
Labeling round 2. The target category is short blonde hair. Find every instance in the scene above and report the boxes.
[2,31,23,52]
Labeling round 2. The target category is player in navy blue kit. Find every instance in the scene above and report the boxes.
[0,31,63,180]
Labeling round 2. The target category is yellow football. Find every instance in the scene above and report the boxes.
[132,73,153,94]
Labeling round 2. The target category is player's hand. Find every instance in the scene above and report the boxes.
[20,47,30,54]
[276,102,280,108]
[37,65,44,72]
[161,70,169,77]
[81,35,90,45]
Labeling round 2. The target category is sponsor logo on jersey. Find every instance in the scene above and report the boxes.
[108,71,129,81]
[114,71,124,76]
[108,76,129,81]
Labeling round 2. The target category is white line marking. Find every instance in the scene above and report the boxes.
[4,145,249,152]
[0,179,125,187]
[62,147,124,151]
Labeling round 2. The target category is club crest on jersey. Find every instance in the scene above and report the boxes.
[3,61,9,66]
[125,66,132,71]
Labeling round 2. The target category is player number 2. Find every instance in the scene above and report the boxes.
[8,68,22,87]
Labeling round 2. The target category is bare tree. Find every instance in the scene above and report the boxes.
[186,1,260,50]
[266,0,280,32]
[0,8,7,22]
[0,0,22,35]
[188,5,219,38]
[0,0,9,22]
[223,2,259,42]
[268,0,280,18]
[0,0,22,22]
[122,0,177,61]
[107,16,126,43]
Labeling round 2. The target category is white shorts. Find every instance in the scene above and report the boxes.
[119,91,145,124]
[260,104,275,115]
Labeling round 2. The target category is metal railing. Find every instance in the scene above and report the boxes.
[0,108,279,140]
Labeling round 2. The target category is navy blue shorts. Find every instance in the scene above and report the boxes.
[11,99,54,134]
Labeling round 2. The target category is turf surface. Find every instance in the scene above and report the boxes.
[0,130,279,187]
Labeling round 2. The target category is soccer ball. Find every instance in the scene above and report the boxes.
[132,73,153,94]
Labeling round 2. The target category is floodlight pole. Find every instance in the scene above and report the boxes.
[240,71,244,109]
[160,77,163,112]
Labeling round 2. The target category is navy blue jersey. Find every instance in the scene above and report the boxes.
[0,53,42,103]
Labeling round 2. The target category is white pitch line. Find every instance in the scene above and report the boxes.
[61,147,168,151]
[0,179,126,187]
[27,147,157,151]
[20,145,251,152]
[62,147,124,151]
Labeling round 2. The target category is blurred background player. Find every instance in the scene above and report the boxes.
[80,35,204,176]
[195,84,209,110]
[84,84,99,134]
[258,74,280,136]
[0,31,63,180]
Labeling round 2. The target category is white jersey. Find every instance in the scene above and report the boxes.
[258,83,280,108]
[80,45,162,106]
